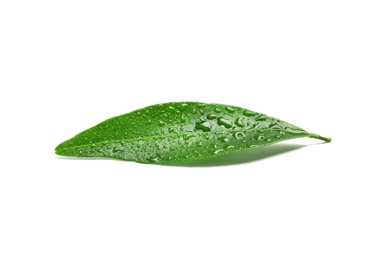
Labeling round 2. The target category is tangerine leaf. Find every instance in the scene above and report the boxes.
[55,102,331,164]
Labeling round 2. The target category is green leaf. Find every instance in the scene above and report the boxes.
[55,102,331,164]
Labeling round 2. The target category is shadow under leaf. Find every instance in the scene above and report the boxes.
[167,143,305,167]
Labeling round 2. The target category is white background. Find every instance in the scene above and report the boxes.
[1,1,389,259]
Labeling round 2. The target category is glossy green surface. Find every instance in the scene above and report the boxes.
[55,102,331,164]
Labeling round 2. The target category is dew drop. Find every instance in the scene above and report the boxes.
[257,135,265,141]
[148,157,159,163]
[269,123,282,130]
[198,103,207,108]
[168,127,175,133]
[214,149,224,155]
[181,103,188,107]
[223,138,229,143]
[217,117,233,128]
[255,115,267,121]
[226,106,235,113]
[207,114,218,120]
[213,144,218,149]
[168,106,175,110]
[215,107,222,113]
[266,138,272,142]
[227,145,235,149]
[250,145,256,148]
[243,110,256,116]
[234,132,245,139]
[195,121,212,132]
[196,141,203,147]
[158,120,165,126]
[235,118,245,127]
[183,134,192,140]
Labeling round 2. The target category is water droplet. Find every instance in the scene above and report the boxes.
[181,103,188,107]
[215,107,222,113]
[257,135,265,141]
[196,141,203,147]
[234,132,245,139]
[198,103,207,108]
[168,127,175,133]
[214,149,224,155]
[168,106,175,110]
[213,144,218,149]
[250,145,256,148]
[226,106,235,113]
[223,138,229,143]
[227,145,234,149]
[148,157,159,163]
[235,118,245,127]
[183,134,192,140]
[207,114,218,120]
[191,108,197,114]
[217,117,233,128]
[243,110,256,116]
[269,123,282,130]
[158,120,165,126]
[195,121,211,132]
[266,138,272,142]
[255,115,267,121]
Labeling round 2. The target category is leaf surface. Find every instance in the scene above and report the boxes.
[55,102,331,164]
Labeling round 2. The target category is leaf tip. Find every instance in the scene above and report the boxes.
[309,133,332,143]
